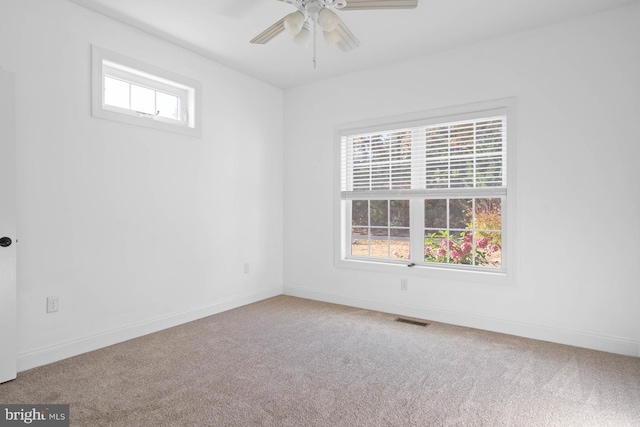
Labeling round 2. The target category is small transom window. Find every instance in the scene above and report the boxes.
[91,46,201,137]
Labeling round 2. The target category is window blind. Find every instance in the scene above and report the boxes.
[341,116,507,199]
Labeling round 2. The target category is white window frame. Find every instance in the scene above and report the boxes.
[91,45,202,137]
[334,99,517,286]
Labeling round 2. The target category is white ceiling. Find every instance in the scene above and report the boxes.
[68,0,640,89]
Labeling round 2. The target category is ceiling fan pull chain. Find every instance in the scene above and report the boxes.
[312,18,317,69]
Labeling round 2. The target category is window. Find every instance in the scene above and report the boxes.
[91,46,201,137]
[336,100,516,281]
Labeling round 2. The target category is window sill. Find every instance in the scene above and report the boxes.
[335,257,514,287]
[93,107,201,137]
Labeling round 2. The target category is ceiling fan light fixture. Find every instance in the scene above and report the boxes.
[318,8,339,32]
[293,25,311,48]
[251,0,418,66]
[284,11,305,35]
[323,29,342,46]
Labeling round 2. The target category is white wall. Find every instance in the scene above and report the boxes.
[283,4,640,356]
[1,0,637,371]
[0,0,283,370]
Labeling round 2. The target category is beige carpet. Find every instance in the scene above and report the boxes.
[1,296,639,426]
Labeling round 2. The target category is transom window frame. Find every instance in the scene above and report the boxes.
[91,45,202,137]
[334,99,517,286]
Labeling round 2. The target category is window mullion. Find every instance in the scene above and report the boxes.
[153,90,158,116]
[410,199,423,264]
[387,200,391,257]
[127,82,132,110]
[367,200,371,257]
[471,198,476,265]
[409,128,424,264]
[446,198,451,263]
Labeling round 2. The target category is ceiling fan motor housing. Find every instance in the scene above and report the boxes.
[284,0,347,18]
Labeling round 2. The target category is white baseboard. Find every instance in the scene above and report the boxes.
[284,286,640,358]
[17,286,283,372]
[18,285,637,372]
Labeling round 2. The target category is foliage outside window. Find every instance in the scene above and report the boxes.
[339,108,509,273]
[423,198,502,267]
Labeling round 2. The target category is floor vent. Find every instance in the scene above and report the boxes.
[395,318,430,327]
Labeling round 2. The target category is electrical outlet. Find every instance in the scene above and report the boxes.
[47,296,59,313]
[243,263,250,274]
[400,278,408,291]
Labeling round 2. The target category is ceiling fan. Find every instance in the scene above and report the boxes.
[250,0,418,68]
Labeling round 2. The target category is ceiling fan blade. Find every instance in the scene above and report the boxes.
[334,15,360,52]
[250,17,286,44]
[340,0,418,10]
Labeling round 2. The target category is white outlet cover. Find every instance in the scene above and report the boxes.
[47,296,59,313]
